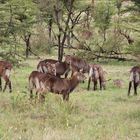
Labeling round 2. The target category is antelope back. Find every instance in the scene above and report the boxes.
[37,62,56,75]
[45,62,56,75]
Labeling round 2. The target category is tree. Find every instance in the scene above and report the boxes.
[93,2,113,53]
[121,0,140,58]
[38,0,88,61]
[0,0,38,61]
[54,0,75,61]
[38,0,56,40]
[12,0,38,58]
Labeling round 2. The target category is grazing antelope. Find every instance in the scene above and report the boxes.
[0,61,12,92]
[87,64,106,91]
[64,55,90,76]
[37,62,56,75]
[128,66,140,96]
[37,59,70,78]
[29,62,56,99]
[38,70,86,101]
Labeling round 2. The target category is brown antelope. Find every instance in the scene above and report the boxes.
[64,55,90,76]
[0,61,12,92]
[29,62,56,99]
[29,71,55,100]
[37,59,70,78]
[38,70,86,101]
[37,62,56,75]
[128,66,140,96]
[87,64,106,91]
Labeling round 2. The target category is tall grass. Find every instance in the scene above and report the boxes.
[0,59,140,140]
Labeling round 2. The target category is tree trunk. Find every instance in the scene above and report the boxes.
[48,16,52,40]
[58,33,61,61]
[54,0,74,62]
[67,30,71,48]
[25,41,29,58]
[25,34,31,58]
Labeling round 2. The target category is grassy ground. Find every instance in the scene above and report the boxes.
[0,58,140,140]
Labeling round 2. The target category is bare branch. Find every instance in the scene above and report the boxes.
[54,6,65,33]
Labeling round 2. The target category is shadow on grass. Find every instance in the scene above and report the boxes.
[113,95,135,103]
[128,110,140,121]
[113,97,128,102]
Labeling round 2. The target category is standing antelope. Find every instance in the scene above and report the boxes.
[128,66,140,96]
[37,70,86,101]
[29,62,56,99]
[87,64,106,91]
[0,61,12,92]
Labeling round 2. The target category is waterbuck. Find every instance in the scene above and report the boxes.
[37,59,70,78]
[0,61,12,92]
[29,62,56,99]
[38,70,86,101]
[128,66,140,96]
[87,64,106,91]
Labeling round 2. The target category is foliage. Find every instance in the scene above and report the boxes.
[0,0,140,62]
[120,0,140,58]
[0,0,38,62]
[31,25,52,54]
[94,2,113,33]
[127,41,140,58]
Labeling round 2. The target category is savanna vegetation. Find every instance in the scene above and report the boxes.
[0,0,140,139]
[0,0,140,62]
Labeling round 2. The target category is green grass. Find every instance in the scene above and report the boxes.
[0,58,140,140]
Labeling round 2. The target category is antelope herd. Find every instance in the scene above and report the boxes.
[0,55,140,102]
